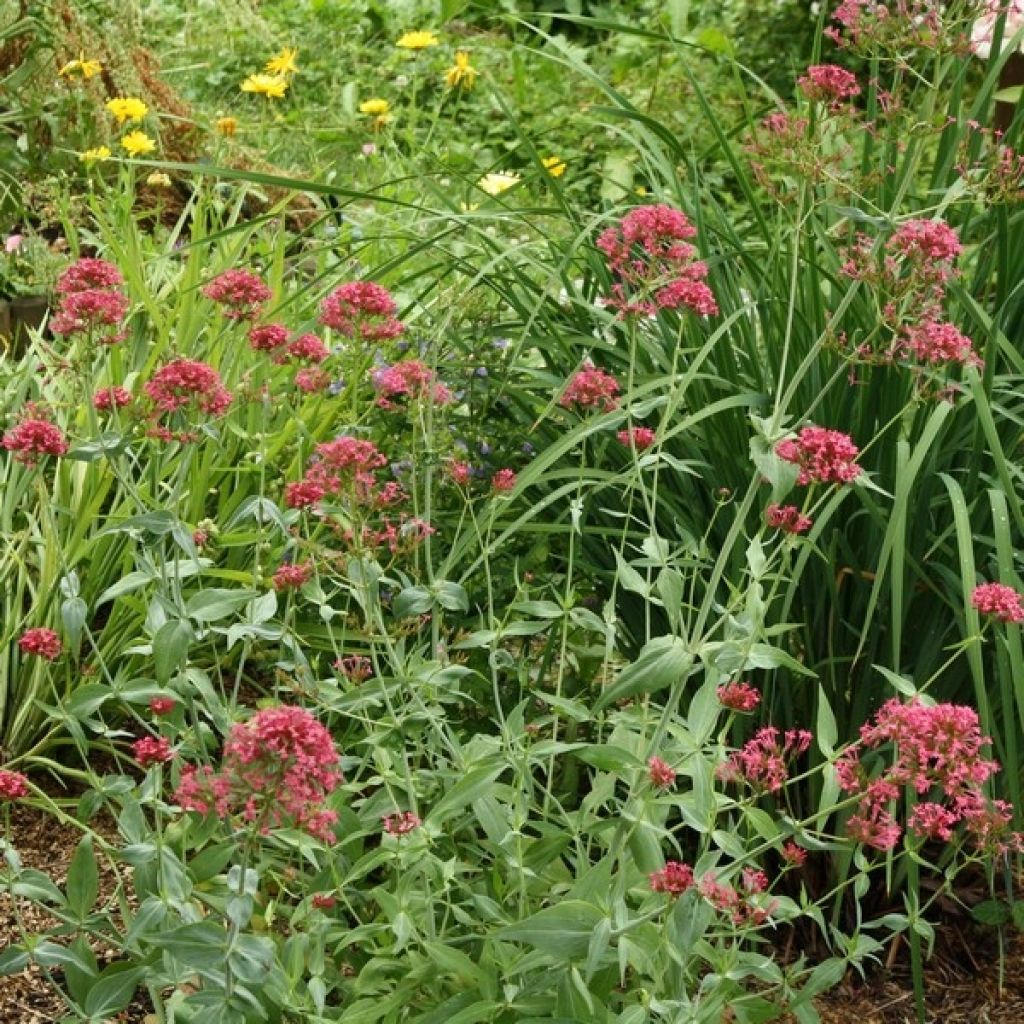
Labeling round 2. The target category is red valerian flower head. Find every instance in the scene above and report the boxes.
[371,360,451,408]
[144,359,233,417]
[559,365,621,412]
[649,860,694,896]
[93,386,133,412]
[202,269,272,320]
[617,426,656,450]
[294,368,332,393]
[902,320,980,367]
[716,680,761,713]
[149,697,177,716]
[57,257,123,294]
[0,770,29,800]
[312,893,336,909]
[383,810,422,836]
[18,627,62,660]
[797,64,861,103]
[716,727,812,793]
[972,582,1024,623]
[491,468,517,492]
[50,288,130,341]
[248,322,290,353]
[647,755,676,788]
[765,503,813,534]
[132,735,174,768]
[776,426,861,485]
[272,561,314,591]
[320,281,404,342]
[781,841,807,867]
[334,655,373,683]
[3,418,69,464]
[447,460,473,486]
[175,705,342,842]
[889,219,962,265]
[286,333,329,363]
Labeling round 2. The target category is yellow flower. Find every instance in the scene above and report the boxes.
[214,116,238,137]
[445,51,478,89]
[59,55,102,80]
[477,172,521,197]
[265,47,299,76]
[121,131,156,156]
[146,171,171,187]
[359,98,390,116]
[106,97,149,124]
[79,145,112,164]
[240,73,288,99]
[396,30,439,50]
[542,156,567,178]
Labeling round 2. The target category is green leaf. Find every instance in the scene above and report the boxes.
[595,635,693,709]
[426,761,506,826]
[394,586,433,618]
[153,619,194,684]
[815,686,838,758]
[972,900,1012,926]
[498,901,606,959]
[83,964,146,1017]
[435,581,469,613]
[186,588,261,623]
[572,744,641,772]
[0,947,29,975]
[66,836,99,920]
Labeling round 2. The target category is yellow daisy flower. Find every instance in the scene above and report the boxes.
[543,156,567,178]
[477,172,521,196]
[240,73,288,99]
[445,51,478,89]
[359,98,391,116]
[265,47,299,76]
[121,131,156,156]
[396,30,439,50]
[215,116,238,137]
[106,97,149,124]
[59,55,102,80]
[79,145,112,164]
[146,171,172,187]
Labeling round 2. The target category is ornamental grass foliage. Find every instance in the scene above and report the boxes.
[1,2,1024,1023]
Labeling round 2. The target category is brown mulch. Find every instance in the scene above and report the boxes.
[0,801,152,1023]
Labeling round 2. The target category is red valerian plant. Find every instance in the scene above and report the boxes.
[18,627,62,661]
[836,698,1022,854]
[617,426,656,450]
[797,63,861,104]
[776,426,861,485]
[717,727,812,793]
[320,281,404,341]
[175,705,341,842]
[717,680,762,713]
[0,770,29,800]
[971,581,1024,623]
[2,416,69,464]
[597,204,718,317]
[647,755,676,788]
[383,810,422,836]
[202,269,272,320]
[764,503,813,534]
[559,365,621,412]
[132,736,174,768]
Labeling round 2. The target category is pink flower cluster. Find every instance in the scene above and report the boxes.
[335,655,373,683]
[971,582,1024,623]
[765,503,813,534]
[93,386,132,412]
[273,561,314,591]
[797,64,860,104]
[596,204,718,317]
[372,360,452,409]
[827,0,943,53]
[699,868,777,927]
[617,426,656,450]
[647,755,676,788]
[776,426,861,486]
[144,359,232,441]
[383,810,421,836]
[3,417,69,465]
[559,366,620,413]
[203,269,272,321]
[320,282,404,342]
[0,769,29,800]
[649,860,694,895]
[837,698,1022,854]
[717,680,761,713]
[901,320,980,367]
[18,627,62,660]
[285,436,388,509]
[132,735,174,768]
[175,705,341,842]
[51,257,130,343]
[716,727,812,793]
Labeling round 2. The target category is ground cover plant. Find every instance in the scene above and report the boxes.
[1,1,1024,1022]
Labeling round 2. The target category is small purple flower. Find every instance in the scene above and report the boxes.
[474,366,489,378]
